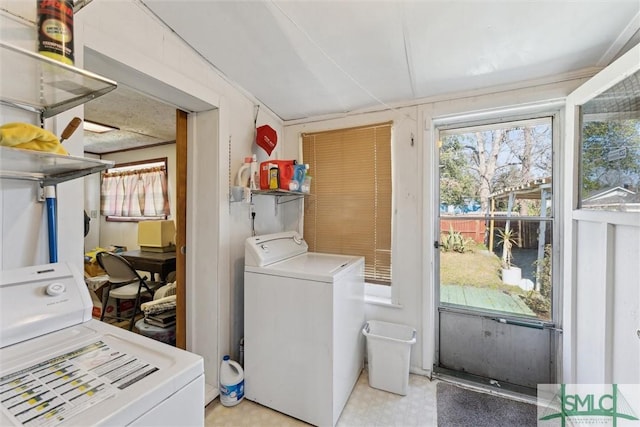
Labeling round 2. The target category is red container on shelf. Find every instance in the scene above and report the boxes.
[259,160,297,190]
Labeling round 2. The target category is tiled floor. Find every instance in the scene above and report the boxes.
[205,369,438,426]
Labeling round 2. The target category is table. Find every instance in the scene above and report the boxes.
[120,250,177,282]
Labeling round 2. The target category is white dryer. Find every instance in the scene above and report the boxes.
[244,231,365,427]
[0,262,204,427]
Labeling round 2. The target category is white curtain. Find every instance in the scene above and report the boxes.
[100,167,169,218]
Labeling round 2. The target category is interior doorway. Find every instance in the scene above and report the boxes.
[82,49,206,349]
[82,35,220,403]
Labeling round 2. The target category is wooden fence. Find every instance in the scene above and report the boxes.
[440,219,486,244]
[440,218,551,250]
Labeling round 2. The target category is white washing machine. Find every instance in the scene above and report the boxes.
[0,262,204,427]
[244,231,365,427]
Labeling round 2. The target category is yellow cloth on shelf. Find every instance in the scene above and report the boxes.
[0,122,68,155]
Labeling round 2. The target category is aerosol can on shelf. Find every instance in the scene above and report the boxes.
[220,355,244,407]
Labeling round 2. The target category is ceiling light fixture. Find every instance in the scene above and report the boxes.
[84,120,119,133]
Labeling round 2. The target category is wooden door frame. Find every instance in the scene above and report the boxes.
[176,109,187,349]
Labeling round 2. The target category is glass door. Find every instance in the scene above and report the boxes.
[434,115,558,393]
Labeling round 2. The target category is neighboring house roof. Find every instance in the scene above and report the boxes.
[582,186,640,211]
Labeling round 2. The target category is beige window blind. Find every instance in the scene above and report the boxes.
[302,122,392,285]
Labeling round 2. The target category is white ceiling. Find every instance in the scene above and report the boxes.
[83,85,177,154]
[142,0,640,121]
[83,0,640,152]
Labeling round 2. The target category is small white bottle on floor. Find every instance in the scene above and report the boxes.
[220,355,244,407]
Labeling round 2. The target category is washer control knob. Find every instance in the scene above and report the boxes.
[46,282,66,296]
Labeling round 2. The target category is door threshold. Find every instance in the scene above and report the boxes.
[433,367,538,404]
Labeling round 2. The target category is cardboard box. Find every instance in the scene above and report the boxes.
[84,260,105,277]
[138,220,175,248]
[84,246,127,277]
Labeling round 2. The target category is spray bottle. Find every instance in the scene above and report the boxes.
[249,154,259,190]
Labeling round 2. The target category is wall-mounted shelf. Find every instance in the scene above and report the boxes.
[0,42,118,264]
[0,42,117,120]
[0,146,114,186]
[251,189,311,215]
[0,43,117,185]
[251,189,310,204]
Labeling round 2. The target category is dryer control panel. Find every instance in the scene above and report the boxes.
[0,263,92,348]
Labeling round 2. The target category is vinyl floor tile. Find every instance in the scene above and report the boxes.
[205,369,438,427]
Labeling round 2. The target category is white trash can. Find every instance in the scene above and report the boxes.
[362,320,416,395]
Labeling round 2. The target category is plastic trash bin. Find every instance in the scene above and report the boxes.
[135,318,176,346]
[362,320,416,395]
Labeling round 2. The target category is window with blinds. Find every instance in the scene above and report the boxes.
[302,122,392,285]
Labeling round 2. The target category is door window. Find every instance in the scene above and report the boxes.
[438,117,554,321]
[579,70,640,211]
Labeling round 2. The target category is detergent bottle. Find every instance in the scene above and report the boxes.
[220,355,244,407]
[289,164,308,191]
[236,157,252,187]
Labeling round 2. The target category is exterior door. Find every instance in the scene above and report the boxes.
[434,114,560,394]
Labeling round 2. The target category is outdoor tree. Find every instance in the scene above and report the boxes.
[439,136,477,208]
[501,125,552,215]
[582,119,640,194]
[440,130,502,213]
[441,124,551,215]
[473,130,504,213]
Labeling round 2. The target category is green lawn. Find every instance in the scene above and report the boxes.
[440,246,508,289]
[439,244,547,318]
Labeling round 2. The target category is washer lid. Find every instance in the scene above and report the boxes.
[0,320,203,427]
[246,252,364,283]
